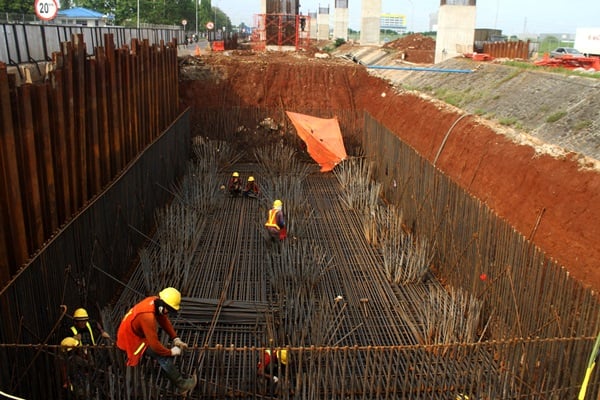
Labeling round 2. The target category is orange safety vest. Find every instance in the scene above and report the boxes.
[265,209,281,231]
[116,297,157,366]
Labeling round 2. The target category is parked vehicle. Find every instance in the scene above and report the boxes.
[550,47,585,58]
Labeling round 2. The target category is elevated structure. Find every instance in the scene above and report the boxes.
[333,0,349,41]
[317,6,330,41]
[255,0,310,49]
[360,0,381,45]
[435,0,476,63]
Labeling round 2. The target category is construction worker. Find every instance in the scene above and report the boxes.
[265,199,286,241]
[68,308,110,346]
[257,348,289,394]
[116,287,197,395]
[242,176,260,198]
[228,172,242,197]
[60,336,95,399]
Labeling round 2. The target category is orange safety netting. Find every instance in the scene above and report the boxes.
[286,111,347,172]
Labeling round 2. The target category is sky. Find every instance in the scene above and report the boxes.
[214,0,598,36]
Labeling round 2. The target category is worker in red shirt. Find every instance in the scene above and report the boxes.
[265,199,286,241]
[116,287,197,395]
[228,172,242,197]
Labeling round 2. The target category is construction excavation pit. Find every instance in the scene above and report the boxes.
[2,39,600,400]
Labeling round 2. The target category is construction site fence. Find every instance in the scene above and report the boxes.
[0,33,181,286]
[0,338,596,399]
[0,22,187,65]
[362,112,600,338]
[481,40,531,59]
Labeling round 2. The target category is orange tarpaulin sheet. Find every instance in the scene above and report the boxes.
[286,111,347,172]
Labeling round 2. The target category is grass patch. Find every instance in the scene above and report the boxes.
[546,111,567,123]
[499,117,518,126]
[574,120,593,131]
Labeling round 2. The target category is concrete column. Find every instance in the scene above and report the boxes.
[360,0,381,45]
[309,11,317,39]
[317,6,330,41]
[333,0,349,41]
[434,4,476,63]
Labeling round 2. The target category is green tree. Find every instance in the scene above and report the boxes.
[0,0,34,14]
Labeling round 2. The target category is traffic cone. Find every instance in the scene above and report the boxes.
[194,45,201,56]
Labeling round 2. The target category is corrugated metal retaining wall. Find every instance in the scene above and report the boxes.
[0,33,180,286]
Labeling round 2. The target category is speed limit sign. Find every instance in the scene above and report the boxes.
[34,0,58,21]
[206,21,214,30]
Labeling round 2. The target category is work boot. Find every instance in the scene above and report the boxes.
[163,362,197,395]
[175,374,197,395]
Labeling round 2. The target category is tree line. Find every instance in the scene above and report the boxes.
[0,0,235,31]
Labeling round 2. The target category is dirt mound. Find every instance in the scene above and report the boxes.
[383,34,436,64]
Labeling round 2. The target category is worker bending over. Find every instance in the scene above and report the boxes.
[116,287,197,395]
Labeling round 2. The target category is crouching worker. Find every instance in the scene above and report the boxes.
[257,348,289,395]
[265,199,286,241]
[116,287,197,395]
[243,176,260,198]
[228,172,242,197]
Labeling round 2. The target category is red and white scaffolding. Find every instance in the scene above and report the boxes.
[251,13,312,51]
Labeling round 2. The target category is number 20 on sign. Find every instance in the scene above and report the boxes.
[35,0,59,21]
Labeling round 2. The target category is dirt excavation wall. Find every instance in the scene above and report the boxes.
[179,53,600,292]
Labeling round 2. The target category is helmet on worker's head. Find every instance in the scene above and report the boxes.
[232,172,239,177]
[61,337,81,351]
[273,199,283,208]
[248,176,255,182]
[159,287,181,311]
[73,308,89,321]
[277,349,288,365]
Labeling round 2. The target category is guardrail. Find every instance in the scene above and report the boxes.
[0,23,187,65]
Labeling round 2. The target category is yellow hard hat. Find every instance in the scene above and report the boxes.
[61,337,80,351]
[159,287,181,311]
[232,172,239,177]
[73,308,89,320]
[277,349,288,365]
[273,199,282,208]
[248,176,255,182]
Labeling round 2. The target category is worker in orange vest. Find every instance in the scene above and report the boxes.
[265,199,286,241]
[116,287,197,395]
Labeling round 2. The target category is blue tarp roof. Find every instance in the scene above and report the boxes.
[58,7,107,19]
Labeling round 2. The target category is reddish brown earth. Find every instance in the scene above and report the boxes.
[179,51,600,293]
[381,33,436,63]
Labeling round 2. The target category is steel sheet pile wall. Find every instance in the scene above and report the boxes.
[362,112,600,396]
[0,113,189,398]
[0,33,180,286]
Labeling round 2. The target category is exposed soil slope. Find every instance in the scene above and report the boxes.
[179,50,600,292]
